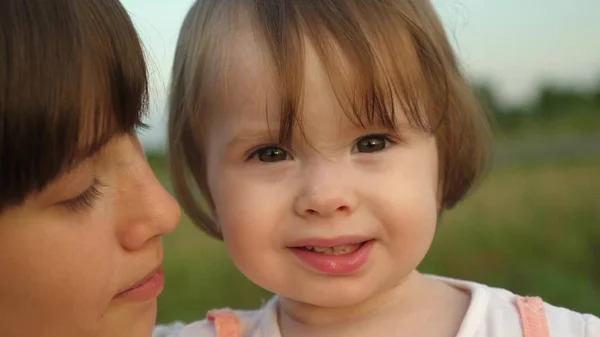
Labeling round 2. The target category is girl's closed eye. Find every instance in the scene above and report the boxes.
[247,145,292,163]
[353,134,398,154]
[131,121,150,137]
[58,178,107,212]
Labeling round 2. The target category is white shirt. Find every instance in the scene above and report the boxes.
[154,276,600,337]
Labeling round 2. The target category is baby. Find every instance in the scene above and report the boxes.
[160,1,600,336]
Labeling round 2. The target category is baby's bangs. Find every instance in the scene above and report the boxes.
[0,0,147,208]
[249,0,451,143]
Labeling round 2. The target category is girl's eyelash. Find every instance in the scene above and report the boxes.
[136,121,150,130]
[59,178,106,212]
[130,122,150,136]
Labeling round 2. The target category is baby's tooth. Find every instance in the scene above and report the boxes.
[309,244,361,255]
[313,246,329,253]
[333,245,348,255]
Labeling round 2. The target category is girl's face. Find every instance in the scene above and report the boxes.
[0,135,180,337]
[205,30,440,310]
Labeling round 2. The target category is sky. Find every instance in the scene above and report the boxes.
[120,0,600,151]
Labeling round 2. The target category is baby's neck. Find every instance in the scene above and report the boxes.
[277,272,470,337]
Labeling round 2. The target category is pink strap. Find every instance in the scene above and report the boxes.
[515,296,550,337]
[206,297,549,337]
[207,309,241,337]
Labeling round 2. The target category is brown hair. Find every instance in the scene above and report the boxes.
[0,0,148,210]
[168,0,493,239]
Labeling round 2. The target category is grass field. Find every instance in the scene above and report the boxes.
[151,147,600,324]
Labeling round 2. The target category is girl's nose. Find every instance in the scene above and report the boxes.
[115,138,180,252]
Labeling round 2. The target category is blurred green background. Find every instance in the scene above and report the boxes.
[149,81,600,323]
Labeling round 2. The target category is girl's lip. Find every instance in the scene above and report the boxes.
[115,266,164,300]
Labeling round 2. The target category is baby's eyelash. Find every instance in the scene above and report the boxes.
[366,133,397,143]
[60,178,106,212]
[352,133,400,152]
[246,144,290,160]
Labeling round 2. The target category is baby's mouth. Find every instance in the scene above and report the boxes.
[298,242,364,256]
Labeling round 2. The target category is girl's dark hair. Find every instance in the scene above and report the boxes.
[0,0,148,210]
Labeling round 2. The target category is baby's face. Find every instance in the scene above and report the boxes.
[204,30,440,308]
[0,135,180,337]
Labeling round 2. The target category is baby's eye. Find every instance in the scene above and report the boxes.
[354,134,393,153]
[250,146,290,162]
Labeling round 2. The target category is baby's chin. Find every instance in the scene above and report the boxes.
[275,286,394,327]
[276,280,388,309]
[273,269,424,313]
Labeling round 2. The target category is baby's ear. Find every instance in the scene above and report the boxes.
[209,210,226,240]
[436,179,444,212]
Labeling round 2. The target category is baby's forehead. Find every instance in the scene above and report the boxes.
[209,13,421,142]
[219,31,351,114]
[217,41,415,135]
[219,31,275,111]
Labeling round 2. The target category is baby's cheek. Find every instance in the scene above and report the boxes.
[222,220,274,287]
[218,186,284,277]
[217,190,269,252]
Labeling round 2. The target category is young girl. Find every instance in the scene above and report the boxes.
[0,0,180,336]
[164,0,600,336]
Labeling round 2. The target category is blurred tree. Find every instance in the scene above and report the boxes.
[472,82,526,132]
[534,84,593,117]
[593,77,600,107]
[473,82,500,115]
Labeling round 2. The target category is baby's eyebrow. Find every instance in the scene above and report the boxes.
[226,128,280,148]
